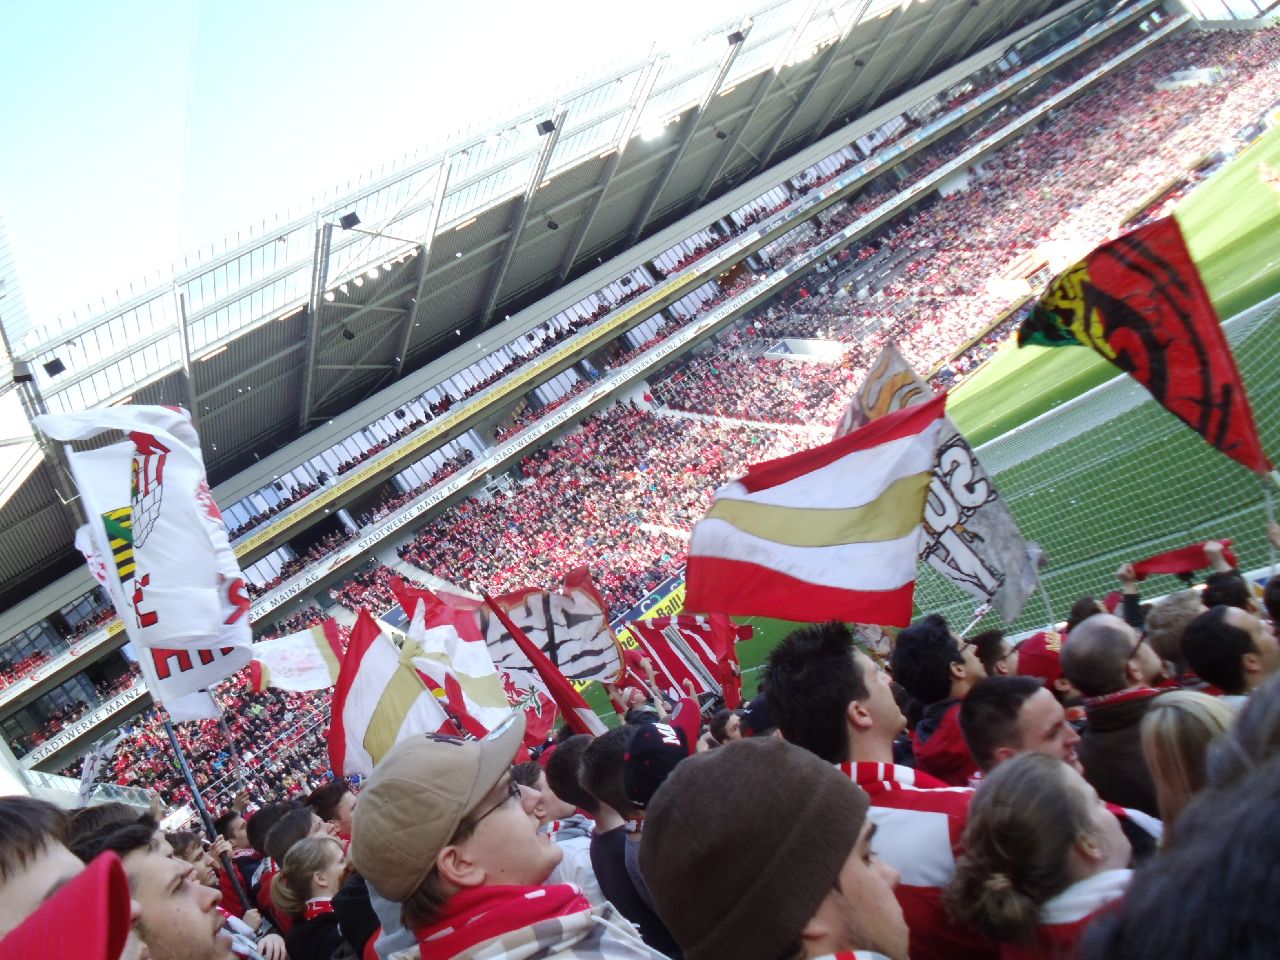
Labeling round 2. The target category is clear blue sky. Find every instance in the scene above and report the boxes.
[0,0,750,328]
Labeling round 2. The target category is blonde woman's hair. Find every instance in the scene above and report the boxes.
[271,835,343,918]
[1141,690,1234,833]
[946,753,1090,945]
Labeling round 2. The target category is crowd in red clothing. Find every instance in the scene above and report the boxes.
[659,26,1280,428]
[26,22,1280,827]
[0,650,53,692]
[399,404,806,609]
[217,26,1151,550]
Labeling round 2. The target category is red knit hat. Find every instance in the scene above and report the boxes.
[1016,630,1065,685]
[0,851,133,960]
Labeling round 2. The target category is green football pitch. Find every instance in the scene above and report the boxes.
[585,124,1280,720]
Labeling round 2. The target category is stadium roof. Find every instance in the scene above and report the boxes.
[0,0,1082,602]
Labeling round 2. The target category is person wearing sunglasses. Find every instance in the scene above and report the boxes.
[350,713,667,959]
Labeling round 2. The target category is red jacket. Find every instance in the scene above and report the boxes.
[912,700,980,787]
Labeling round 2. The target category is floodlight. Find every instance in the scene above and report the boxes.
[339,212,361,230]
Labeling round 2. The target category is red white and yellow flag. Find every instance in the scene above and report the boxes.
[684,394,947,626]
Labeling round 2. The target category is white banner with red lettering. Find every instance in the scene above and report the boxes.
[38,406,251,717]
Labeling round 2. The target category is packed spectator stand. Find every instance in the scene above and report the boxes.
[17,20,1280,823]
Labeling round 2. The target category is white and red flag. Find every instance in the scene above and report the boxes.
[39,405,252,720]
[388,579,558,750]
[391,577,512,740]
[684,394,947,626]
[624,614,751,706]
[248,620,345,693]
[327,609,456,777]
[483,593,607,737]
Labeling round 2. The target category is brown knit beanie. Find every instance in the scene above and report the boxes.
[640,737,870,960]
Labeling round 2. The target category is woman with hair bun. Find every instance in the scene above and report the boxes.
[946,753,1131,959]
[270,835,347,960]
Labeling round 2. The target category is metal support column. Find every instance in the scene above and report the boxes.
[297,220,334,430]
[690,1,828,208]
[810,2,908,140]
[556,58,665,284]
[396,155,452,376]
[756,0,875,171]
[478,107,568,327]
[625,25,751,244]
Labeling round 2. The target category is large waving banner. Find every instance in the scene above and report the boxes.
[686,396,947,626]
[39,406,251,718]
[1019,215,1270,474]
[837,345,1042,624]
[482,567,625,686]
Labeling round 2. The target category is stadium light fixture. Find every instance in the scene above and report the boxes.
[546,219,559,231]
[536,119,557,136]
[341,328,356,341]
[339,212,361,230]
[641,124,666,142]
[323,291,336,301]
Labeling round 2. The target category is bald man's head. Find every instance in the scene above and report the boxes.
[1061,614,1161,697]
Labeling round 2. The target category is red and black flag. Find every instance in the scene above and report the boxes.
[1018,216,1270,474]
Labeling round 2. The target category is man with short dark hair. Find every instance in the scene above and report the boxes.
[890,613,986,786]
[970,630,1017,678]
[643,738,908,960]
[74,817,234,960]
[1061,613,1164,816]
[0,796,82,938]
[545,734,600,818]
[958,675,1081,775]
[350,714,663,959]
[767,621,993,960]
[959,675,1163,862]
[708,708,740,743]
[306,779,357,840]
[1182,605,1280,705]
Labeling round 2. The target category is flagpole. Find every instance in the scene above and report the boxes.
[207,686,253,796]
[1038,582,1058,630]
[161,717,253,913]
[956,604,992,639]
[1262,476,1277,578]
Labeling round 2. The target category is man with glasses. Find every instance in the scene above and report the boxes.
[1061,613,1165,817]
[890,614,988,786]
[350,714,666,959]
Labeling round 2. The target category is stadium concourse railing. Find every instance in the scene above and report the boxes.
[3,10,1183,755]
[222,0,1163,567]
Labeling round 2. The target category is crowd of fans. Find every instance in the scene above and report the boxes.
[0,650,53,692]
[7,24,1280,960]
[657,26,1280,427]
[13,538,1280,960]
[216,25,1151,551]
[398,403,805,610]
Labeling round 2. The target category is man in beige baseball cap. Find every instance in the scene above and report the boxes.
[350,712,667,959]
